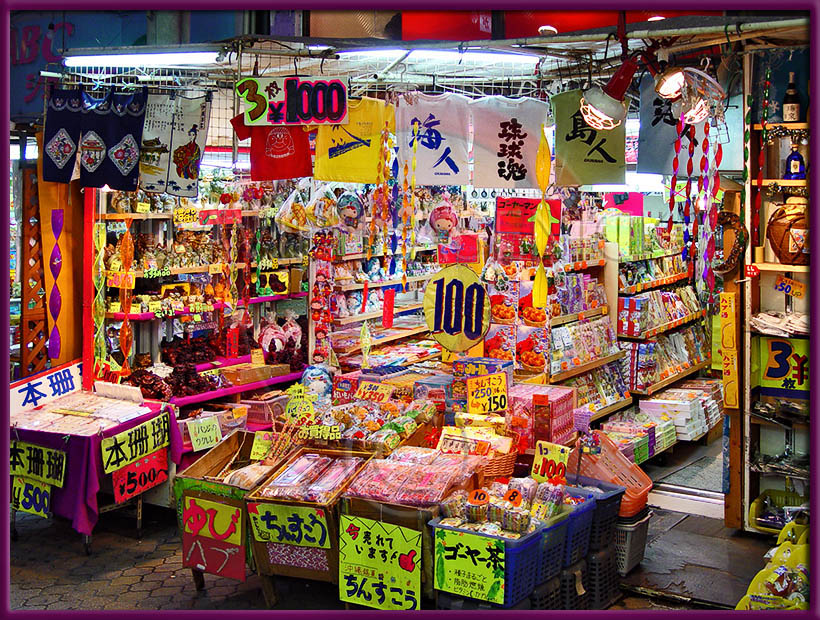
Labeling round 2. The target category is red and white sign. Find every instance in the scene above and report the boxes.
[112,448,168,504]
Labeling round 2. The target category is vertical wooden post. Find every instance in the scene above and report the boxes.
[82,188,96,391]
[19,164,48,377]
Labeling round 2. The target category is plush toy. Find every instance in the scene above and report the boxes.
[301,365,333,402]
[366,290,382,312]
[331,293,350,318]
[347,291,364,314]
[337,191,364,231]
[429,197,459,242]
[364,258,382,282]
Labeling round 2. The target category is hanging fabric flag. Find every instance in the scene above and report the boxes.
[552,89,625,186]
[140,94,211,197]
[396,92,471,186]
[470,96,549,189]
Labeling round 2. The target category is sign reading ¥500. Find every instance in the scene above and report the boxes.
[235,76,349,126]
[423,265,491,353]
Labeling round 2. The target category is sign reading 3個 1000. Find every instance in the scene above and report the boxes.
[235,76,349,126]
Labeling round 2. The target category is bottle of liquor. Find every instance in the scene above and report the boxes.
[782,72,801,122]
[784,144,806,180]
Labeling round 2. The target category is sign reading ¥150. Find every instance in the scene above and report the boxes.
[235,76,349,126]
[424,265,491,352]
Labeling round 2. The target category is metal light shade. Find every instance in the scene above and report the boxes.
[683,97,709,124]
[655,66,685,100]
[580,57,638,130]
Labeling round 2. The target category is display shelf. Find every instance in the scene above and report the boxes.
[556,258,606,273]
[629,358,711,396]
[618,309,706,340]
[103,292,307,320]
[589,396,633,423]
[335,324,430,354]
[618,248,684,263]
[332,303,423,326]
[332,246,438,261]
[101,212,173,220]
[749,466,809,480]
[194,355,252,373]
[761,179,808,187]
[619,272,687,295]
[751,329,809,340]
[749,417,809,431]
[168,372,303,407]
[550,305,607,327]
[753,262,809,273]
[335,272,440,292]
[752,122,809,131]
[549,350,626,383]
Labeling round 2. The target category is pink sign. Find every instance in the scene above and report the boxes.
[604,192,644,216]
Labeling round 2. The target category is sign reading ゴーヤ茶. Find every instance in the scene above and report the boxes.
[339,515,422,610]
[235,76,349,126]
[434,528,506,604]
[424,265,491,352]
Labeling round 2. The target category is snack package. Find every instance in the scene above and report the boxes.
[345,459,414,502]
[224,463,277,490]
[388,446,438,465]
[394,464,459,507]
[439,492,467,519]
[508,477,538,505]
[303,457,363,503]
[367,428,402,453]
[306,183,340,228]
[275,181,311,233]
[258,453,332,498]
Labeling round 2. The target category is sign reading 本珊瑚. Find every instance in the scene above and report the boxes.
[100,412,170,474]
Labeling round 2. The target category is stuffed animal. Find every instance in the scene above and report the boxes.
[337,191,364,231]
[331,293,350,318]
[301,365,333,402]
[364,258,382,282]
[365,290,381,312]
[429,197,459,242]
[347,291,364,314]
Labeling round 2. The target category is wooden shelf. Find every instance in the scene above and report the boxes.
[754,262,809,273]
[550,305,608,327]
[629,358,711,396]
[589,396,633,422]
[332,246,438,261]
[549,350,626,383]
[618,309,706,340]
[100,212,173,220]
[332,303,423,326]
[169,372,302,407]
[619,273,687,295]
[759,179,807,187]
[557,258,606,273]
[749,416,809,431]
[335,324,430,354]
[335,272,439,292]
[752,122,809,130]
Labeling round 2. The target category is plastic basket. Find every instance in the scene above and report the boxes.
[559,559,589,610]
[536,505,571,585]
[748,489,808,535]
[614,510,652,576]
[436,591,531,610]
[567,431,652,518]
[530,577,561,610]
[430,517,542,608]
[587,544,620,609]
[562,490,596,567]
[566,474,626,552]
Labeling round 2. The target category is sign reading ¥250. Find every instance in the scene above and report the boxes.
[235,76,349,126]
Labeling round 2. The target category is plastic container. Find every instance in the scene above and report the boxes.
[587,544,620,609]
[535,506,571,585]
[436,592,531,610]
[562,489,596,567]
[530,577,561,610]
[566,431,652,517]
[613,510,653,576]
[748,489,808,535]
[429,517,542,608]
[559,559,589,610]
[566,473,626,552]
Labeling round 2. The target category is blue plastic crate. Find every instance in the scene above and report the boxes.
[430,518,542,608]
[535,506,570,585]
[566,474,626,552]
[562,489,596,567]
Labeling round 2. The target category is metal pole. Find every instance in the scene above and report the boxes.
[233,42,241,170]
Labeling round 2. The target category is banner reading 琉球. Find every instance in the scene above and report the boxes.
[552,89,625,186]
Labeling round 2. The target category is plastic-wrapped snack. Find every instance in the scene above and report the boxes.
[223,463,277,490]
[259,454,332,498]
[303,457,363,503]
[439,517,466,528]
[340,426,368,450]
[378,400,403,419]
[345,459,414,502]
[531,481,566,520]
[403,399,437,424]
[367,428,401,453]
[394,464,458,507]
[508,477,538,504]
[502,507,532,533]
[431,453,485,486]
[387,446,438,465]
[488,501,505,523]
[488,481,509,500]
[478,522,503,536]
[439,492,467,519]
[384,416,417,439]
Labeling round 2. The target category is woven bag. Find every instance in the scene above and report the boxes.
[766,202,809,265]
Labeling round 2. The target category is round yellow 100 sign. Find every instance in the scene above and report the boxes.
[423,265,491,352]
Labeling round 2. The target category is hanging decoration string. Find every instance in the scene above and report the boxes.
[381,121,391,258]
[668,114,684,245]
[683,124,695,273]
[407,120,420,290]
[93,222,108,366]
[754,67,772,247]
[118,220,134,376]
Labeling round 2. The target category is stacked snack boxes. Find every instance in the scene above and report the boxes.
[451,357,515,414]
[413,373,456,413]
[332,370,362,405]
[638,388,708,441]
[507,383,576,449]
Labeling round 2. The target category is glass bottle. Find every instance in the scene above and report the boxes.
[784,144,806,180]
[782,72,801,122]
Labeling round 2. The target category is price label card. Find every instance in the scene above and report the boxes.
[11,477,51,518]
[251,349,266,365]
[774,275,805,299]
[106,271,135,289]
[503,488,523,507]
[270,257,279,270]
[467,489,489,506]
[173,207,198,225]
[531,441,570,483]
[745,264,760,278]
[466,372,508,414]
[353,381,394,403]
[209,263,223,275]
[187,417,223,452]
[109,302,121,314]
[136,201,151,213]
[200,368,222,377]
[249,431,276,460]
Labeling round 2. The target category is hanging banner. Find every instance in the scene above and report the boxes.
[339,515,422,610]
[11,477,51,518]
[758,337,809,399]
[10,359,82,414]
[182,495,245,581]
[553,89,625,186]
[235,76,349,126]
[603,192,644,216]
[423,265,491,352]
[10,440,66,488]
[247,502,330,548]
[718,292,739,409]
[112,448,169,504]
[434,528,506,604]
[139,94,211,197]
[100,412,170,474]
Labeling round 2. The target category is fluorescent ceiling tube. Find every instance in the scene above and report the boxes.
[64,51,220,68]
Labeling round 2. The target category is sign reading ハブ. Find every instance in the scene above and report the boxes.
[247,502,330,548]
[353,381,394,403]
[718,292,740,409]
[434,528,506,604]
[424,265,491,352]
[182,495,245,581]
[187,417,223,452]
[235,76,349,126]
[339,515,421,610]
[531,440,569,483]
[9,440,66,488]
[466,372,509,415]
[100,412,170,474]
[10,360,82,414]
[11,477,51,518]
[112,448,169,504]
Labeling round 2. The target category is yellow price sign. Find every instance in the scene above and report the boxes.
[173,207,198,225]
[249,431,276,460]
[109,301,122,314]
[148,301,162,315]
[774,275,805,299]
[11,477,51,518]
[136,201,151,213]
[251,349,266,365]
[247,502,330,548]
[353,381,394,403]
[531,440,570,483]
[209,263,223,275]
[186,417,223,452]
[466,372,508,414]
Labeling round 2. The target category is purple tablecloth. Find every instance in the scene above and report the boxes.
[13,403,183,536]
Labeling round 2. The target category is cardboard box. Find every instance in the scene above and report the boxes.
[289,267,304,294]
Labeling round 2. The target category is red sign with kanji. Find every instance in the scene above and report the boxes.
[112,448,168,504]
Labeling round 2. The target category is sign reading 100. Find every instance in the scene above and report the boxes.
[423,265,491,352]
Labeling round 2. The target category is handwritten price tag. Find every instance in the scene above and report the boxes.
[531,440,569,483]
[353,381,394,403]
[251,349,266,365]
[136,201,151,213]
[249,431,276,460]
[148,301,162,315]
[466,372,508,415]
[467,489,489,506]
[270,257,279,270]
[774,275,805,299]
[109,302,121,314]
[106,271,135,289]
[208,262,223,275]
[187,417,223,452]
[503,488,523,507]
[173,207,198,225]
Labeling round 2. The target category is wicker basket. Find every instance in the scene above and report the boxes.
[766,202,809,265]
[480,429,520,478]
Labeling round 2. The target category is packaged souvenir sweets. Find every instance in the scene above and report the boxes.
[465,501,489,523]
[440,492,467,519]
[531,481,566,520]
[367,428,401,453]
[303,457,363,503]
[345,460,413,502]
[259,453,333,498]
[394,464,458,507]
[502,507,532,533]
[224,463,277,490]
[508,476,538,505]
[387,446,438,465]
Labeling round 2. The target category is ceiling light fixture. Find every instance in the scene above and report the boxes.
[63,49,221,68]
[648,15,666,21]
[580,57,639,130]
[654,65,686,100]
[538,25,558,35]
